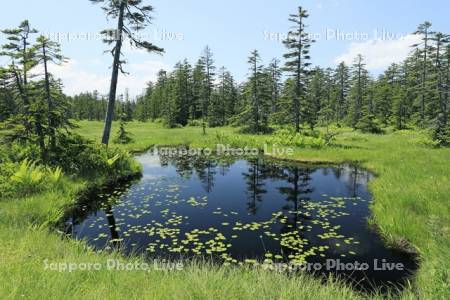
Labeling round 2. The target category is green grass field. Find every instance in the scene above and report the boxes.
[1,121,449,299]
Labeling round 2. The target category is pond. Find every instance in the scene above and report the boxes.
[63,149,417,293]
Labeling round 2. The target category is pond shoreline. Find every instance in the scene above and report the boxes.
[59,147,420,294]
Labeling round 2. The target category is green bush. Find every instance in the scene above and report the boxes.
[187,119,203,127]
[0,132,141,199]
[2,134,140,180]
[431,113,450,147]
[0,161,16,198]
[355,114,384,134]
[266,129,331,149]
[5,159,63,197]
[113,120,134,144]
[55,135,138,177]
[214,131,261,149]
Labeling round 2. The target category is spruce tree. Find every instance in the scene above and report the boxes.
[306,67,325,130]
[431,33,450,145]
[1,20,38,137]
[412,21,434,127]
[318,68,334,133]
[90,0,163,145]
[267,58,282,113]
[248,50,263,132]
[348,54,369,128]
[238,50,271,133]
[150,70,168,120]
[283,6,314,132]
[35,35,68,150]
[1,21,48,158]
[114,103,133,144]
[191,59,205,120]
[0,67,15,122]
[333,61,350,126]
[199,46,215,134]
[209,67,236,127]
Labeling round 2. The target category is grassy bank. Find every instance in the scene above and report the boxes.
[1,120,449,299]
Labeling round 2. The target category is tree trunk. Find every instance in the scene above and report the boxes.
[43,44,56,150]
[102,0,126,145]
[295,10,303,133]
[420,29,428,127]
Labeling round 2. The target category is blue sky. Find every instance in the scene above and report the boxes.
[1,0,449,97]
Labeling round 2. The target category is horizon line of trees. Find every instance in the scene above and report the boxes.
[66,17,449,144]
[1,7,449,148]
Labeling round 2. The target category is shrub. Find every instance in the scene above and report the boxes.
[214,131,261,149]
[187,119,203,127]
[113,121,134,144]
[0,161,16,198]
[266,129,332,149]
[431,113,450,147]
[4,134,140,178]
[61,138,138,177]
[239,125,274,134]
[10,160,47,196]
[6,159,64,197]
[355,114,384,134]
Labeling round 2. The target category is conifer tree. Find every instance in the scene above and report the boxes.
[318,68,334,133]
[412,21,434,126]
[114,102,133,144]
[35,35,67,150]
[333,61,350,126]
[431,33,450,145]
[238,50,270,133]
[283,6,314,132]
[199,46,215,134]
[306,67,325,130]
[150,70,168,120]
[191,59,205,120]
[209,67,236,127]
[267,58,282,113]
[90,0,163,145]
[1,20,38,137]
[348,54,369,128]
[0,67,15,121]
[1,20,49,158]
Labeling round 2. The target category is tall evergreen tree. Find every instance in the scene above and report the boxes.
[209,67,236,127]
[191,59,206,120]
[199,46,215,134]
[90,0,164,145]
[431,33,450,145]
[135,82,153,122]
[318,68,334,133]
[238,50,270,133]
[283,6,314,132]
[373,64,398,126]
[1,20,38,137]
[267,58,282,113]
[348,54,369,128]
[333,61,350,126]
[150,70,168,120]
[35,35,67,150]
[305,67,325,130]
[412,21,434,126]
[0,67,15,121]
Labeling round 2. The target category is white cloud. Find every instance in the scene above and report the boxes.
[49,59,170,98]
[334,34,421,70]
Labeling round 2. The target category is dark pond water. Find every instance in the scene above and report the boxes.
[64,150,417,292]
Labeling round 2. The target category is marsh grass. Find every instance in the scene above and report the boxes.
[1,121,448,299]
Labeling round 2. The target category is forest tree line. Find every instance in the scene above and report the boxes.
[65,15,449,144]
[1,8,449,149]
